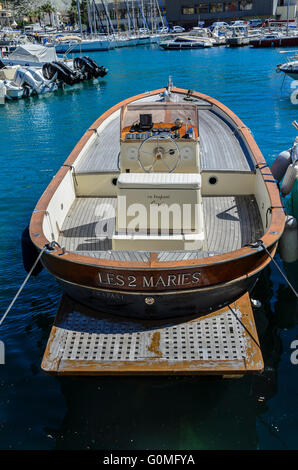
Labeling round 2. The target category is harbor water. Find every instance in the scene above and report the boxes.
[0,44,297,450]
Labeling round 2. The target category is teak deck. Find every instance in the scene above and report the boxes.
[41,292,264,376]
[58,195,264,260]
[75,106,253,175]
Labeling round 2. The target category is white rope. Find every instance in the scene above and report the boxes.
[251,240,297,298]
[0,246,47,327]
[267,251,298,298]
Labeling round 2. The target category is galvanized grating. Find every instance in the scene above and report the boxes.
[56,309,246,363]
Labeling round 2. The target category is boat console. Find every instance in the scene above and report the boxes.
[113,102,205,251]
[119,103,200,174]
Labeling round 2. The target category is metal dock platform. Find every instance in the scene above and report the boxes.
[42,293,263,376]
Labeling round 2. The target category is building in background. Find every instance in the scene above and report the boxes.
[0,1,12,28]
[276,0,298,20]
[164,0,298,27]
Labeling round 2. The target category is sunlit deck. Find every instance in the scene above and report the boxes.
[58,195,263,261]
[75,92,254,175]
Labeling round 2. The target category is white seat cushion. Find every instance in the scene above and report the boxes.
[117,172,201,189]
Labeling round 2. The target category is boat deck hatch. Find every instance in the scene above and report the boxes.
[41,293,263,376]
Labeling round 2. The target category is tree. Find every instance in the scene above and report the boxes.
[67,0,88,28]
[41,2,56,26]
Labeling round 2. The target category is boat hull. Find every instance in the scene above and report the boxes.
[280,69,298,80]
[251,36,298,48]
[55,40,112,53]
[39,241,277,319]
[227,38,250,47]
[57,272,259,320]
[160,42,210,49]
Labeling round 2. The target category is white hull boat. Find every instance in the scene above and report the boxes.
[160,36,212,50]
[55,39,113,53]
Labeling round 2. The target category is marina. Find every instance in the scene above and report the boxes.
[0,0,298,453]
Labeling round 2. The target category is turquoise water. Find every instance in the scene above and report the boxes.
[0,45,297,450]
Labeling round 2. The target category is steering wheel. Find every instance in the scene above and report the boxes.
[138,134,181,173]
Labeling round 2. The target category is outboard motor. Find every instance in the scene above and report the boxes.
[74,56,108,79]
[42,62,77,86]
[83,56,108,78]
[74,57,94,79]
[13,67,42,93]
[52,61,81,84]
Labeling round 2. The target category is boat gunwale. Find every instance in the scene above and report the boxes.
[29,86,285,270]
[52,242,277,295]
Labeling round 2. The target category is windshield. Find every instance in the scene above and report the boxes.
[121,103,199,130]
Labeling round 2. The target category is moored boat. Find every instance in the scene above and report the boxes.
[29,82,285,319]
[250,32,298,48]
[277,54,298,80]
[53,36,113,53]
[1,44,70,67]
[160,36,212,49]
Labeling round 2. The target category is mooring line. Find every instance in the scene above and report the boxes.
[248,240,298,298]
[228,305,261,349]
[0,246,48,327]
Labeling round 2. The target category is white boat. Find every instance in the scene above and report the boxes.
[1,65,58,100]
[53,36,114,53]
[188,27,218,46]
[1,44,68,67]
[160,36,212,50]
[277,52,298,80]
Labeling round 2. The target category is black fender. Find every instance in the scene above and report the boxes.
[21,226,43,276]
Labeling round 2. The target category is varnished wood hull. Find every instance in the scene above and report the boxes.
[29,86,285,320]
[56,273,259,319]
[40,242,276,319]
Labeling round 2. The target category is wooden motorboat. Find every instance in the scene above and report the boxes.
[29,82,285,319]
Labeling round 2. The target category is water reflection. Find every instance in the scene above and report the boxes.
[37,267,296,450]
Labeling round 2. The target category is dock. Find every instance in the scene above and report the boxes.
[42,292,263,376]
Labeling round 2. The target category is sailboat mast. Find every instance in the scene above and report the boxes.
[131,0,136,31]
[76,0,83,36]
[286,0,290,36]
[87,0,93,35]
[115,0,120,34]
[125,0,133,33]
[155,0,164,29]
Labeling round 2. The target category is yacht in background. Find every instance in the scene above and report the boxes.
[160,36,213,49]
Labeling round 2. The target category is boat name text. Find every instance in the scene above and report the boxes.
[98,272,201,288]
